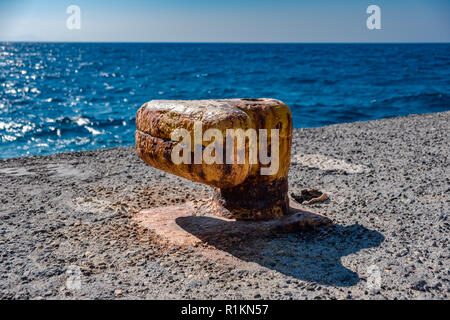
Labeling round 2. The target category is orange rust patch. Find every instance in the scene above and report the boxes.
[133,201,331,248]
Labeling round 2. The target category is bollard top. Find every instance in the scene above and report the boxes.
[135,98,292,189]
[136,99,253,141]
[136,98,292,140]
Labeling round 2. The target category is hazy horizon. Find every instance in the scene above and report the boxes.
[0,0,449,43]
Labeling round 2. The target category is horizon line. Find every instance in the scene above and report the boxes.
[1,40,450,44]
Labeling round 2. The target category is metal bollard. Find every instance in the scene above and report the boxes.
[135,98,292,221]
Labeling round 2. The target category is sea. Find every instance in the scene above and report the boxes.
[0,42,449,159]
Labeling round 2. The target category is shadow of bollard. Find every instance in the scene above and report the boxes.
[176,216,384,287]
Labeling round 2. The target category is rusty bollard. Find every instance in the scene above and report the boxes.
[135,98,293,221]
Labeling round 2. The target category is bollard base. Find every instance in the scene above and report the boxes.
[212,178,290,221]
[133,200,330,247]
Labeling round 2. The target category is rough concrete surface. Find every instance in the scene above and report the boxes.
[0,111,449,300]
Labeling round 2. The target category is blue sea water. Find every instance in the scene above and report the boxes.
[0,42,449,159]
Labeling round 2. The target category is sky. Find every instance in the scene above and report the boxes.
[0,0,449,42]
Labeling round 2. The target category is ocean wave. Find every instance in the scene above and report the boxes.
[379,92,450,108]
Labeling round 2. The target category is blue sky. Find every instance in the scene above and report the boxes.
[0,0,449,42]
